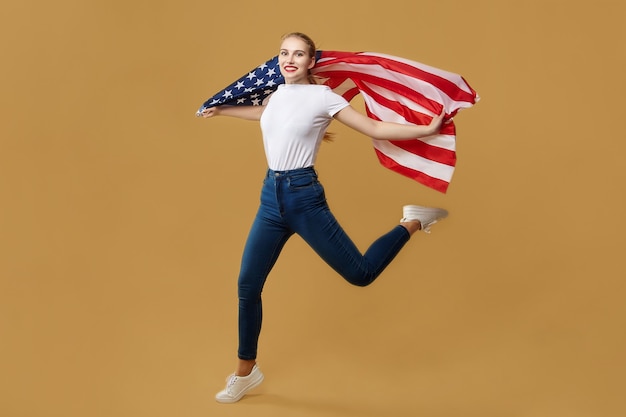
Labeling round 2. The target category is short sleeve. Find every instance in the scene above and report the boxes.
[324,88,350,117]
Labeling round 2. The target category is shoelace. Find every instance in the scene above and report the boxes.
[225,375,239,394]
[421,220,436,233]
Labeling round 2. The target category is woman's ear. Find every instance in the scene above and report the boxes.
[308,57,316,70]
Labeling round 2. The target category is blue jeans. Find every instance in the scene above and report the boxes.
[237,167,410,360]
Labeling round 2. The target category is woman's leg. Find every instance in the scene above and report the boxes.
[216,172,294,403]
[236,212,292,368]
[281,171,412,286]
[236,174,294,373]
[297,208,411,286]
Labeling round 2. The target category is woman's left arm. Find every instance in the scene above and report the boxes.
[334,105,445,140]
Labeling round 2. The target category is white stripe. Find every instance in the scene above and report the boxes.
[372,140,455,182]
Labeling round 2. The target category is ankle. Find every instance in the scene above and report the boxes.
[400,220,422,235]
[236,360,256,377]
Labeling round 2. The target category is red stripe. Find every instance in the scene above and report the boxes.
[343,87,361,102]
[322,75,348,89]
[319,51,477,105]
[375,149,450,193]
[391,139,456,167]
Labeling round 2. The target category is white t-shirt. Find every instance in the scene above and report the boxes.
[260,84,349,171]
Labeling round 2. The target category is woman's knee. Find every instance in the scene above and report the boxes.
[341,270,376,287]
[238,280,263,302]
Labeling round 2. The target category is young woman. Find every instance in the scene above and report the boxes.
[201,32,448,403]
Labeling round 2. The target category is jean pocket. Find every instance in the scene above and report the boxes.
[287,174,318,190]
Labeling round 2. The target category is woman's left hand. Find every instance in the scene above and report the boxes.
[427,108,446,135]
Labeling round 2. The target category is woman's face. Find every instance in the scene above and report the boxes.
[278,36,315,84]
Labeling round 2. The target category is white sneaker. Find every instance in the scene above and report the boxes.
[400,205,448,233]
[215,364,264,403]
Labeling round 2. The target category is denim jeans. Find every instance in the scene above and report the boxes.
[237,166,410,360]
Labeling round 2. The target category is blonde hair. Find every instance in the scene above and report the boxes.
[281,32,335,141]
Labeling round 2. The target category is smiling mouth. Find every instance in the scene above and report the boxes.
[283,66,298,72]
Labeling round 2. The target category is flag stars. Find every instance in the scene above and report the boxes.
[266,68,276,77]
[222,90,233,99]
[266,79,276,87]
[251,98,261,106]
[235,81,245,90]
[254,78,265,86]
[246,71,257,80]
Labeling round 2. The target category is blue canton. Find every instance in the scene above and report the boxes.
[196,56,284,116]
[196,51,325,116]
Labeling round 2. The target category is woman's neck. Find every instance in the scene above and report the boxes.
[285,79,311,85]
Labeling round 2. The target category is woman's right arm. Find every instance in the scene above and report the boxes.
[200,105,265,121]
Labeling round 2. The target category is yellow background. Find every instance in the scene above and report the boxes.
[1,1,625,416]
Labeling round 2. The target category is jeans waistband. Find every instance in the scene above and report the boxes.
[267,166,316,178]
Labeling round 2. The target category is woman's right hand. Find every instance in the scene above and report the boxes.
[199,105,264,121]
[200,107,219,118]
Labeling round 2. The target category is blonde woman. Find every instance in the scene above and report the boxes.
[201,32,448,403]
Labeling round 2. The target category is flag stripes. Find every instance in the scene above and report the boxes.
[311,50,478,192]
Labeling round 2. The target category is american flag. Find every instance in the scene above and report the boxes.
[197,51,478,193]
